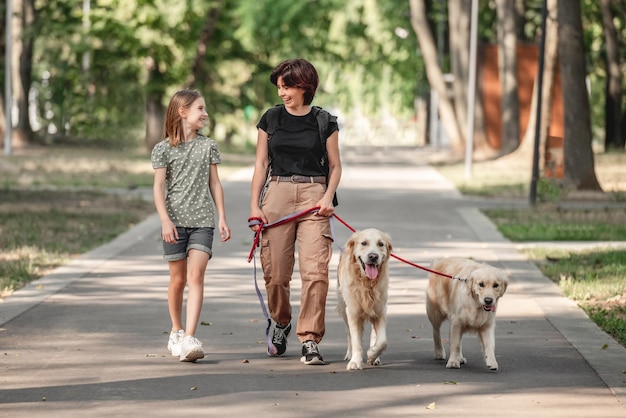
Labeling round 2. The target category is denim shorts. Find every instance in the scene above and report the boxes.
[162,227,214,261]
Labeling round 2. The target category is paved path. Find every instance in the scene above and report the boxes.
[1,147,625,417]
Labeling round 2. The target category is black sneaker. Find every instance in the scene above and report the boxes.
[267,323,291,356]
[300,340,325,365]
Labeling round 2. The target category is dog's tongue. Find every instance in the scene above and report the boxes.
[365,264,379,280]
[484,304,496,312]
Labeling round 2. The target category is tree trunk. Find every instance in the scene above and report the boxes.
[496,0,520,154]
[409,0,464,155]
[499,0,558,170]
[446,0,493,158]
[0,2,5,143]
[10,0,35,147]
[514,0,527,41]
[558,0,602,191]
[600,0,623,150]
[144,56,166,151]
[186,3,221,89]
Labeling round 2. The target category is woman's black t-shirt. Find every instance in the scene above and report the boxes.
[257,106,339,177]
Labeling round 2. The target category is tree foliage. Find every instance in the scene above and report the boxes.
[1,0,624,171]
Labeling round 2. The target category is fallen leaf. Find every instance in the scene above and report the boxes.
[200,321,212,326]
[601,343,609,350]
[242,359,249,363]
[426,402,436,410]
[145,354,157,357]
[190,386,197,391]
[444,380,457,385]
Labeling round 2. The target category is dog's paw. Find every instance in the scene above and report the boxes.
[446,359,461,369]
[460,356,467,365]
[367,356,382,366]
[487,361,498,371]
[346,359,364,370]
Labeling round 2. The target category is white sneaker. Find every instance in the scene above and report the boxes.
[167,330,184,357]
[179,335,205,362]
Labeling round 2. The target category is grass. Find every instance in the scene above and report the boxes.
[434,150,626,348]
[0,145,252,298]
[0,189,155,297]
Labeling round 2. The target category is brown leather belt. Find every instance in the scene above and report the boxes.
[270,175,326,184]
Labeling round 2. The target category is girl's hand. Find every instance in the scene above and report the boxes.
[161,220,178,243]
[219,221,231,242]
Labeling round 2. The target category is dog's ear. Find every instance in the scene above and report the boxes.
[383,232,393,254]
[498,274,509,295]
[345,234,358,257]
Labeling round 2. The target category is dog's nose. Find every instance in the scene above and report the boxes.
[484,297,493,305]
[367,253,379,264]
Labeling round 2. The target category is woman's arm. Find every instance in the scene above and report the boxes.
[317,129,342,217]
[249,128,270,230]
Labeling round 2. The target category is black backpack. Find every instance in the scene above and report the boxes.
[264,104,338,206]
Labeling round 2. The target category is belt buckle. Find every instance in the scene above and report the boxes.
[290,175,299,183]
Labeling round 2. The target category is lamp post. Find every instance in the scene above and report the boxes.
[4,0,13,156]
[529,0,548,207]
[464,0,478,179]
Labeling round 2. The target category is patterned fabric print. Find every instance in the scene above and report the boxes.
[151,135,221,227]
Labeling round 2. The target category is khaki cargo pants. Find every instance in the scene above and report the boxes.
[260,180,333,343]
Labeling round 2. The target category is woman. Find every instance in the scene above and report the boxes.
[249,58,342,365]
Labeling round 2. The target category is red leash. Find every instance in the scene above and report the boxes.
[247,207,459,354]
[331,213,455,279]
[249,208,455,280]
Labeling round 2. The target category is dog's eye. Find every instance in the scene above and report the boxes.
[479,282,485,288]
[493,283,499,288]
[377,241,384,247]
[360,240,368,246]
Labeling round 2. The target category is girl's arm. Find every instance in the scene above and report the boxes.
[153,168,178,243]
[209,164,231,242]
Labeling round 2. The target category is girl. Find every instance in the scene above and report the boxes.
[152,89,231,362]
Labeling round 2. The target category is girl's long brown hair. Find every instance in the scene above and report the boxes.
[163,89,202,147]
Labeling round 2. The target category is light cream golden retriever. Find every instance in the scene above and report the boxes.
[337,228,393,370]
[426,257,508,371]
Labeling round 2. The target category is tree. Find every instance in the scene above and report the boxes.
[558,0,602,191]
[7,0,35,148]
[499,0,558,171]
[496,0,520,154]
[600,0,624,150]
[409,0,464,155]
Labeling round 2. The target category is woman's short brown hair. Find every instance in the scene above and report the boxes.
[270,58,319,105]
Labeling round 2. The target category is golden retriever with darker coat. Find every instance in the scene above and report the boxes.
[337,228,393,370]
[426,257,508,371]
